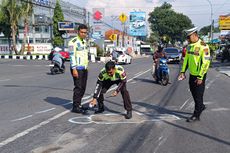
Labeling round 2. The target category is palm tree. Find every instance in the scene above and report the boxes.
[20,0,33,55]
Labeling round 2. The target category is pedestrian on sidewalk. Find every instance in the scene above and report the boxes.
[178,27,211,122]
[68,24,89,113]
[89,61,133,119]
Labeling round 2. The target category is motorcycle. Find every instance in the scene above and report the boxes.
[153,58,170,86]
[49,52,65,75]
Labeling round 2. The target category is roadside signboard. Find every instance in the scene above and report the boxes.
[128,11,147,36]
[58,22,74,31]
[92,8,105,39]
[219,15,230,30]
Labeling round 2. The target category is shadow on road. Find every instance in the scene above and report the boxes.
[44,97,72,110]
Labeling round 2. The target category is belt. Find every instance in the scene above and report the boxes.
[76,66,87,70]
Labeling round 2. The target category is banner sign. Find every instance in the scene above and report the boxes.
[58,22,75,31]
[128,12,147,36]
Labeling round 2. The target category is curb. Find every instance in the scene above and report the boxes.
[0,55,49,60]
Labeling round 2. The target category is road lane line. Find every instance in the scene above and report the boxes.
[0,69,151,147]
[134,71,143,76]
[180,97,191,110]
[11,115,33,122]
[35,108,56,114]
[0,79,10,82]
[0,111,69,147]
[0,99,94,147]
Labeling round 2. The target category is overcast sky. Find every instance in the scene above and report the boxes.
[65,0,230,29]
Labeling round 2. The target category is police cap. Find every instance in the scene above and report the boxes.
[185,27,198,36]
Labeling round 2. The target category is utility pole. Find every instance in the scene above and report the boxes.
[206,0,213,42]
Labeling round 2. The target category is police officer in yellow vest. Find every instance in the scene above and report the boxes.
[68,24,89,113]
[89,61,132,119]
[178,27,210,122]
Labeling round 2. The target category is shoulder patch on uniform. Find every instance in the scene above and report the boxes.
[72,38,77,43]
[117,66,124,71]
[101,69,106,74]
[200,41,206,46]
[98,73,104,80]
[204,48,209,55]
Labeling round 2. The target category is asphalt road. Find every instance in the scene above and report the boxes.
[0,57,230,153]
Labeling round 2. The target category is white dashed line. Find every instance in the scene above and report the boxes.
[11,115,33,122]
[35,108,56,114]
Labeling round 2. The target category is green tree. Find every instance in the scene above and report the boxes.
[148,2,193,44]
[52,0,65,46]
[0,4,11,53]
[20,0,33,55]
[1,0,23,55]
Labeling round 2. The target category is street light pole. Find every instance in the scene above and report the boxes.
[206,0,213,42]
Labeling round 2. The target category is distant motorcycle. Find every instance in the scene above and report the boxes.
[153,58,170,86]
[49,52,65,75]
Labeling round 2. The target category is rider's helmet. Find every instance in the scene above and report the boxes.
[157,43,164,52]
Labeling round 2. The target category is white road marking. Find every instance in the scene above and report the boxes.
[35,108,56,114]
[0,110,69,147]
[12,65,25,67]
[0,79,10,82]
[68,113,180,125]
[134,71,143,76]
[180,97,191,110]
[153,137,168,153]
[61,102,72,106]
[210,108,230,111]
[11,115,33,122]
[0,69,151,148]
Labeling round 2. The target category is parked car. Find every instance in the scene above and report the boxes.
[48,47,70,61]
[112,50,132,64]
[164,47,181,63]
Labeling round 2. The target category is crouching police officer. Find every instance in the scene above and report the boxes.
[178,27,210,122]
[89,61,132,119]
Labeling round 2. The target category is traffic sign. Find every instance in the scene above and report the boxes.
[109,34,117,41]
[119,13,127,23]
[219,15,230,30]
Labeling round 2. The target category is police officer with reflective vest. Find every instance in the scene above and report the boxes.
[89,61,132,119]
[68,24,89,113]
[178,27,210,122]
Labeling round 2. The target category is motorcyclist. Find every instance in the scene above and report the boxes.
[51,47,65,71]
[152,44,167,79]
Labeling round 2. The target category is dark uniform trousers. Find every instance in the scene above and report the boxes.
[189,74,206,117]
[98,80,132,111]
[71,69,88,108]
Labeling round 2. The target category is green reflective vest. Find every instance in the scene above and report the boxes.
[98,65,126,81]
[68,35,88,69]
[181,39,210,80]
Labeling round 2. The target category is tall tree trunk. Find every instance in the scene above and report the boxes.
[11,25,18,55]
[20,19,28,55]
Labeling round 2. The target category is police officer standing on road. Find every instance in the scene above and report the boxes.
[178,27,211,122]
[89,61,133,119]
[68,24,89,113]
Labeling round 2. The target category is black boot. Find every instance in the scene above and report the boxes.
[186,115,200,122]
[71,106,83,114]
[125,111,132,119]
[95,103,104,114]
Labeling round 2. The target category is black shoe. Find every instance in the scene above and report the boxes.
[71,107,83,114]
[125,111,132,119]
[95,108,104,114]
[186,115,200,122]
[202,105,206,111]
